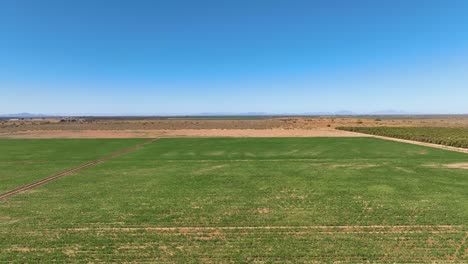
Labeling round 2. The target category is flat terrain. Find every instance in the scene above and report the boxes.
[339,127,468,148]
[0,139,146,193]
[0,115,468,138]
[2,115,468,139]
[0,128,366,138]
[1,138,467,262]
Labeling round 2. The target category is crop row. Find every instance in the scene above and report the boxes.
[337,127,468,148]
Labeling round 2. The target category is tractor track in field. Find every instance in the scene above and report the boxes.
[0,138,159,201]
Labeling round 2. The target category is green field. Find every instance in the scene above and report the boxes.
[338,127,468,148]
[0,139,146,193]
[1,138,467,262]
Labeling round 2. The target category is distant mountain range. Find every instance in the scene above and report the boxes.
[1,110,461,118]
[0,113,55,118]
[197,110,421,116]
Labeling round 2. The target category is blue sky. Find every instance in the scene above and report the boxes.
[1,0,468,115]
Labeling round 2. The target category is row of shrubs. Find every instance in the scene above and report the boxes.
[337,127,468,148]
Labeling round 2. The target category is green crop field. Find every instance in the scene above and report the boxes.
[338,127,468,148]
[0,139,146,193]
[1,138,467,262]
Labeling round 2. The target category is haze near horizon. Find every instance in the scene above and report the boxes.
[1,0,468,115]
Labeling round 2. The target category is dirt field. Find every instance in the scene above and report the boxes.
[2,116,468,131]
[0,128,367,138]
[2,116,468,139]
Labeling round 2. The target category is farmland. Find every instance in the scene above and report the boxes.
[338,127,468,148]
[1,138,467,262]
[0,139,146,193]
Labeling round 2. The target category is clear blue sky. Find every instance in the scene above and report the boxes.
[1,0,468,115]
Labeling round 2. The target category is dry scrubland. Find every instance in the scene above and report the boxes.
[2,115,468,138]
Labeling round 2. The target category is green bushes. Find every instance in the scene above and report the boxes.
[337,127,468,148]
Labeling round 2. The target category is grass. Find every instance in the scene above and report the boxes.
[0,138,467,262]
[338,126,468,148]
[0,139,147,193]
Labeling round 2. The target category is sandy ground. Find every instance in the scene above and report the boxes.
[0,128,367,138]
[2,116,468,134]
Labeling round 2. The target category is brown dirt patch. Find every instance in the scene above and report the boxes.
[3,116,468,141]
[425,163,468,170]
[9,247,33,252]
[3,116,468,138]
[254,208,271,214]
[445,163,468,169]
[0,128,368,138]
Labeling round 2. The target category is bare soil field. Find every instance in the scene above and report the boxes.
[1,116,468,139]
[0,128,367,138]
